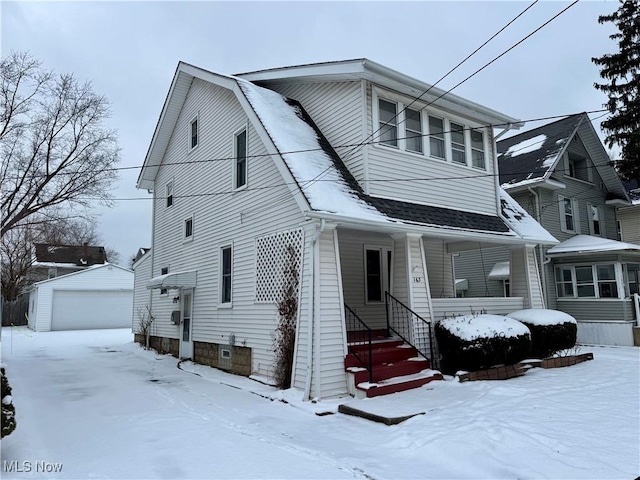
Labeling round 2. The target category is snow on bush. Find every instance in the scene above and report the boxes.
[435,315,531,374]
[1,367,16,438]
[507,309,577,359]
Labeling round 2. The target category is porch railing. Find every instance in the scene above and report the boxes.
[344,304,373,383]
[385,292,437,368]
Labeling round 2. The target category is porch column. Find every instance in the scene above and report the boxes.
[510,245,545,309]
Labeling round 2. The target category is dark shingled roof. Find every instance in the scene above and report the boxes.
[35,243,107,266]
[292,99,510,234]
[498,114,584,186]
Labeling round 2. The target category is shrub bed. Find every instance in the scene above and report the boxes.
[1,367,16,438]
[436,315,531,375]
[507,309,577,359]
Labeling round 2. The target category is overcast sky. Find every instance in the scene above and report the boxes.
[1,1,620,264]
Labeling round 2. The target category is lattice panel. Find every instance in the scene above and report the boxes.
[255,229,304,304]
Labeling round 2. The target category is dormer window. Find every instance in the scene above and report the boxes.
[378,99,398,147]
[566,152,592,182]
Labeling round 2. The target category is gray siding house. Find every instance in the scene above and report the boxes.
[456,113,640,346]
[134,59,556,399]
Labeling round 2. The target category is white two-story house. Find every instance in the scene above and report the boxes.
[134,59,556,399]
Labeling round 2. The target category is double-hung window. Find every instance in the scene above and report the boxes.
[184,217,193,240]
[588,203,602,236]
[160,267,169,295]
[220,245,232,305]
[166,181,174,207]
[559,196,579,233]
[471,129,485,169]
[235,128,247,189]
[378,99,398,147]
[450,122,466,164]
[428,115,445,159]
[405,107,423,153]
[596,265,617,298]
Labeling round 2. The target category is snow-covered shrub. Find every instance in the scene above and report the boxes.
[507,309,577,359]
[1,367,16,438]
[435,315,531,374]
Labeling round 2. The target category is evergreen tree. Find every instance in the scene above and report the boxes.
[592,0,640,181]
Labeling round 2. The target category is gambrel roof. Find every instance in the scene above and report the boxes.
[137,61,555,244]
[498,113,629,201]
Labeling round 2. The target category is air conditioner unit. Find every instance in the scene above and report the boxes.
[171,310,181,325]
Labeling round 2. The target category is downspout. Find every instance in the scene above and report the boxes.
[304,219,325,400]
[528,186,547,309]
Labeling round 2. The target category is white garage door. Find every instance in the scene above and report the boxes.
[51,290,133,331]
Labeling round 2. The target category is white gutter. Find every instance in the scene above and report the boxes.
[304,219,325,400]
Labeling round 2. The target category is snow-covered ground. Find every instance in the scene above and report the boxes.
[1,327,638,479]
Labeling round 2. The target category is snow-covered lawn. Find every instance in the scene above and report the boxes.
[1,327,638,479]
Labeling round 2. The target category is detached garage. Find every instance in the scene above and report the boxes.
[28,264,134,332]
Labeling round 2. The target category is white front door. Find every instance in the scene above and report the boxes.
[179,289,193,359]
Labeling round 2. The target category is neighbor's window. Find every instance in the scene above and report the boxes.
[235,129,247,189]
[625,263,639,296]
[450,122,466,165]
[220,245,232,304]
[596,265,617,298]
[588,203,602,236]
[378,99,398,147]
[555,266,574,298]
[559,196,578,233]
[575,266,595,297]
[184,217,193,239]
[166,181,174,207]
[190,117,198,149]
[428,115,445,159]
[405,107,423,153]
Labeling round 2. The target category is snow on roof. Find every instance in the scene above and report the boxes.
[504,134,547,157]
[439,314,530,341]
[498,187,557,244]
[547,234,640,256]
[237,79,387,222]
[507,309,576,326]
[488,261,510,280]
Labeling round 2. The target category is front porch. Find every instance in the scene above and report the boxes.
[291,223,545,399]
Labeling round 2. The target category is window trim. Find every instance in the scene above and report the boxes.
[555,263,622,299]
[189,114,199,151]
[166,180,174,208]
[183,215,194,242]
[233,126,248,191]
[559,195,580,233]
[220,244,233,307]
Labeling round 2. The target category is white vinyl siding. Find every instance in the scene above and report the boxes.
[617,207,640,244]
[132,253,151,331]
[149,78,307,379]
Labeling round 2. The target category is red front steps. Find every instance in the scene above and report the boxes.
[345,335,443,398]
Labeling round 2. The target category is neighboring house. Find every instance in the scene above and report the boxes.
[28,242,108,283]
[456,113,640,346]
[131,248,152,332]
[134,59,556,400]
[618,180,640,245]
[27,263,133,331]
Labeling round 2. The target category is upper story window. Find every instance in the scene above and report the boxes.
[234,128,247,189]
[559,196,579,233]
[166,181,174,207]
[450,122,466,164]
[190,116,198,150]
[566,152,592,183]
[184,217,193,240]
[588,203,603,236]
[378,99,398,147]
[405,108,423,153]
[428,115,445,159]
[374,91,488,170]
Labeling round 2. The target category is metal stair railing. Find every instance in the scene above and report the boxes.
[385,292,438,368]
[344,304,373,383]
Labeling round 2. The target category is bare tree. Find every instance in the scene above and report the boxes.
[0,51,120,236]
